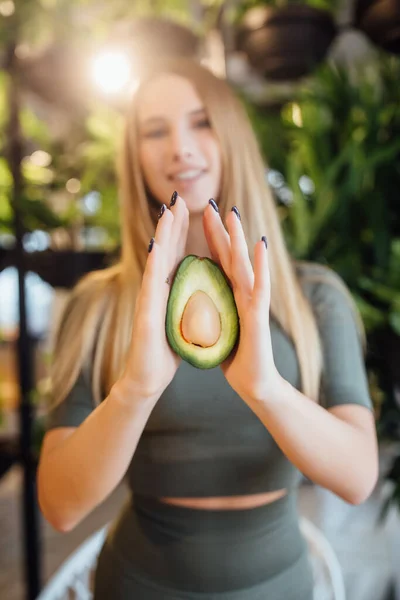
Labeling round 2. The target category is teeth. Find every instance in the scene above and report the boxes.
[174,170,201,180]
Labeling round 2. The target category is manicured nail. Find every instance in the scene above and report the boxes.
[158,204,167,219]
[231,206,241,221]
[148,237,155,253]
[261,235,268,249]
[209,198,219,213]
[170,191,178,207]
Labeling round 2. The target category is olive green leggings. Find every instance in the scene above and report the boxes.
[94,492,314,599]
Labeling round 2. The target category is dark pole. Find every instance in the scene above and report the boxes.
[5,42,42,600]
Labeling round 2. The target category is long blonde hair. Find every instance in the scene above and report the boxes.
[50,58,366,408]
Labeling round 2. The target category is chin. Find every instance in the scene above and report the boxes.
[181,194,213,215]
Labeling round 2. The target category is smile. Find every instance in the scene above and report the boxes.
[170,169,205,182]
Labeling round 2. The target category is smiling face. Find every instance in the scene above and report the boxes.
[136,73,222,214]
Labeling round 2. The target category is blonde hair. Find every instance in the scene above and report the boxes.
[50,58,366,409]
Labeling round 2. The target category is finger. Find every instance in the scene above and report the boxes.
[136,239,165,322]
[203,200,231,274]
[138,205,174,317]
[252,236,270,311]
[178,204,190,263]
[169,194,189,267]
[154,204,174,251]
[155,204,177,273]
[226,208,254,297]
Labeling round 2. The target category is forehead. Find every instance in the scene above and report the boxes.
[136,73,203,121]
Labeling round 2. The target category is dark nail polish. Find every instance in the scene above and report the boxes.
[170,191,178,207]
[148,237,155,253]
[158,204,166,219]
[209,198,219,213]
[261,236,268,249]
[232,206,241,221]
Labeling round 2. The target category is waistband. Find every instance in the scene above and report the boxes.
[105,491,310,594]
[132,491,298,537]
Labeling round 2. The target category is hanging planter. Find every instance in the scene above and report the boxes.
[355,0,400,54]
[235,4,338,81]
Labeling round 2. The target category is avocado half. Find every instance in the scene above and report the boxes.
[165,255,239,369]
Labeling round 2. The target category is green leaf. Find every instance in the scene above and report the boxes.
[0,191,12,222]
[352,293,387,331]
[0,158,13,188]
[20,108,51,145]
[17,195,67,230]
[22,161,54,185]
[389,312,400,336]
[0,71,10,131]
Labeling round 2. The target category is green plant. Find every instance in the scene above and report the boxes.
[234,0,340,23]
[247,53,400,515]
[239,0,338,9]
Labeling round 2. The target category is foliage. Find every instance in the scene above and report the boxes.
[247,53,400,516]
[249,55,400,330]
[0,0,209,251]
[233,0,341,24]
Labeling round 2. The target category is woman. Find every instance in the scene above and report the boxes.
[37,58,378,599]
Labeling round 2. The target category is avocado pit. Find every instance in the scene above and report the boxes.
[181,291,221,348]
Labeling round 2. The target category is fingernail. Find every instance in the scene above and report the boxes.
[209,198,219,213]
[231,206,241,221]
[261,236,268,249]
[170,191,178,207]
[158,204,167,219]
[148,237,155,253]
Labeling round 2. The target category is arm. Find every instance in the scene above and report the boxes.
[249,381,378,505]
[38,195,189,532]
[37,380,157,533]
[246,268,378,505]
[203,205,378,505]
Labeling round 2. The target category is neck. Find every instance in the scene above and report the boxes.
[185,212,211,259]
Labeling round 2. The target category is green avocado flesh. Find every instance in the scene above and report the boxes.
[165,255,239,369]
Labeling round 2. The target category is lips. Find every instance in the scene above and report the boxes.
[168,169,206,182]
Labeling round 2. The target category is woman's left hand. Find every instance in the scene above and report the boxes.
[203,202,283,406]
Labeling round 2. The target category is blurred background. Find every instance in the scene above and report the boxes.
[1,0,400,599]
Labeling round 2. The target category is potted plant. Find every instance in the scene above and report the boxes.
[354,0,400,55]
[234,0,339,80]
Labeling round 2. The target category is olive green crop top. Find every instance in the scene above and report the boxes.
[46,262,373,497]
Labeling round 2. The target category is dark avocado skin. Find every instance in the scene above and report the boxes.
[165,255,239,369]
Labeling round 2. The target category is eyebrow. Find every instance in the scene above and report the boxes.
[141,108,207,127]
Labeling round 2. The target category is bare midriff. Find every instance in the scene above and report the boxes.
[158,489,287,510]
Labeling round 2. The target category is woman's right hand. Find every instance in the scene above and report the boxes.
[119,194,189,403]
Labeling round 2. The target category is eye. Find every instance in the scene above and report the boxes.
[142,128,167,139]
[194,118,211,129]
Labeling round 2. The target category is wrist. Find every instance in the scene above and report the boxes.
[252,373,287,407]
[109,376,160,413]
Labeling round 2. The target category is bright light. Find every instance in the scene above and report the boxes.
[80,191,101,215]
[66,178,81,194]
[299,175,315,196]
[0,1,15,17]
[267,169,285,189]
[15,44,31,59]
[243,6,266,29]
[291,104,303,128]
[30,150,52,167]
[92,51,131,94]
[23,230,51,253]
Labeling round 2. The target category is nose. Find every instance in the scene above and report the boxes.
[169,125,195,162]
